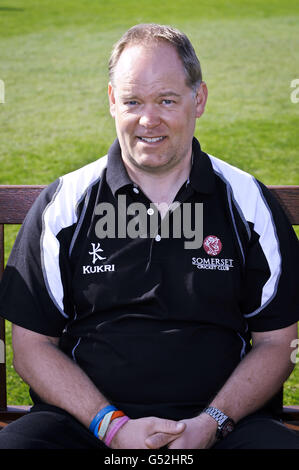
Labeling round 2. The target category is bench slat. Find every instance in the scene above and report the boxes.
[268,185,299,225]
[0,185,45,224]
[0,185,298,225]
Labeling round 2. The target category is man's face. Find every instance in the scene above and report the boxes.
[108,42,207,176]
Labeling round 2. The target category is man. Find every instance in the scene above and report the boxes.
[0,23,298,449]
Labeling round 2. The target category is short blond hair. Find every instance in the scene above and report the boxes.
[109,23,202,91]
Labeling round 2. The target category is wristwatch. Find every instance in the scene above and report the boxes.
[203,406,235,440]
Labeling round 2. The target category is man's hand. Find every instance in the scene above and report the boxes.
[109,417,186,449]
[148,414,218,449]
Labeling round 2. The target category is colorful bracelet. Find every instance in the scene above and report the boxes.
[104,415,130,447]
[89,405,117,434]
[97,410,114,440]
[110,410,126,420]
[96,410,125,440]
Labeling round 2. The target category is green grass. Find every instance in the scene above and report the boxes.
[0,0,298,406]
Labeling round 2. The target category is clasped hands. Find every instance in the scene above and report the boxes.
[109,414,218,449]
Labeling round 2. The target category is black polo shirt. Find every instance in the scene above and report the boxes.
[0,138,298,420]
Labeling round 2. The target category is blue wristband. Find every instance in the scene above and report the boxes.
[89,405,117,433]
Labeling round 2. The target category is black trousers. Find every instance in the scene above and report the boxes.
[0,403,299,449]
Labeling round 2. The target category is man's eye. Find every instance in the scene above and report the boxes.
[126,100,138,106]
[162,99,173,105]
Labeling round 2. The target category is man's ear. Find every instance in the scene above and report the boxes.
[195,82,208,118]
[108,82,116,118]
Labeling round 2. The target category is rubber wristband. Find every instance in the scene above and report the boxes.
[95,410,125,439]
[98,410,114,440]
[89,405,117,433]
[104,415,130,447]
[111,410,125,420]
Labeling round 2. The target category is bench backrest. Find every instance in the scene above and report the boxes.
[0,184,299,411]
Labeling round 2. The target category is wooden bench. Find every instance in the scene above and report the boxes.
[0,184,299,431]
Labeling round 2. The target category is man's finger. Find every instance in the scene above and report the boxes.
[153,419,186,435]
[145,432,180,449]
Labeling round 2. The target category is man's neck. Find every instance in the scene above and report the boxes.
[124,157,192,216]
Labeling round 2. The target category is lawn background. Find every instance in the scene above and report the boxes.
[0,0,298,406]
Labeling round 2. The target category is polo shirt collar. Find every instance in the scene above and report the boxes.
[106,139,132,195]
[189,137,215,194]
[106,137,215,196]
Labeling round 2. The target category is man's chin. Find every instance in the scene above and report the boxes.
[133,159,172,174]
[127,153,172,173]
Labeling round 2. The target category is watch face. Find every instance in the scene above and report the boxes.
[221,419,235,438]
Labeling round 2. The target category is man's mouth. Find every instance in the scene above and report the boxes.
[137,136,166,143]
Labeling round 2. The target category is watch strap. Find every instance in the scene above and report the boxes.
[203,406,229,426]
[203,406,235,439]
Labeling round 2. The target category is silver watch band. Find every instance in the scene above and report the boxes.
[203,406,228,426]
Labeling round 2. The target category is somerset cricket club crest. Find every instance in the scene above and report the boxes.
[192,235,233,272]
[203,235,222,256]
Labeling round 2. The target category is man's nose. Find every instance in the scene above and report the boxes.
[139,106,161,128]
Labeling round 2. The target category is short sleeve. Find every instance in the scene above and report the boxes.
[241,181,299,332]
[0,180,73,336]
